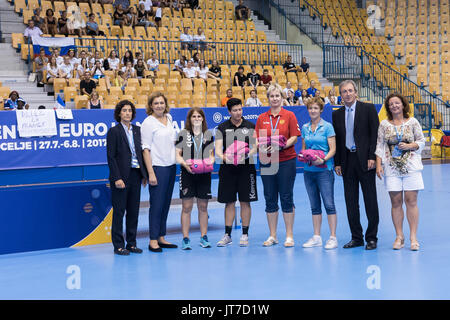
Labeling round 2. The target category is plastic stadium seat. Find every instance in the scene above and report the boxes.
[75,95,89,109]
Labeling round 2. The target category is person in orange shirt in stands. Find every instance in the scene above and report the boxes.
[221,89,233,107]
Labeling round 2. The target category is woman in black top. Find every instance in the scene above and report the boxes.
[233,65,247,88]
[122,50,134,66]
[58,11,69,36]
[207,59,221,80]
[300,57,310,73]
[134,58,148,78]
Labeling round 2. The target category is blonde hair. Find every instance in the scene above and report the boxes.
[306,96,325,111]
[266,83,283,98]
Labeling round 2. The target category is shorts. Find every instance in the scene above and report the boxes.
[217,164,258,203]
[384,171,424,192]
[179,167,212,199]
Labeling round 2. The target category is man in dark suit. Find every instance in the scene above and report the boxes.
[107,100,147,255]
[332,80,380,250]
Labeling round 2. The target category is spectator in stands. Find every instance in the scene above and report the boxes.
[286,89,299,106]
[260,69,272,89]
[307,80,318,97]
[300,89,310,105]
[89,91,103,109]
[137,3,155,28]
[191,52,200,67]
[207,59,221,81]
[67,49,79,68]
[127,6,139,26]
[283,55,300,73]
[80,71,97,97]
[44,9,58,37]
[92,60,111,90]
[135,59,148,79]
[283,81,295,98]
[67,8,87,37]
[32,8,46,34]
[245,89,262,107]
[86,13,105,36]
[187,0,199,9]
[154,2,163,28]
[324,88,338,105]
[247,65,260,88]
[114,4,130,27]
[300,57,310,74]
[235,0,251,21]
[18,99,30,110]
[58,11,69,36]
[146,52,159,76]
[90,50,104,68]
[107,50,121,74]
[46,56,59,84]
[294,83,304,99]
[233,65,247,88]
[76,57,89,79]
[221,89,233,107]
[115,70,128,90]
[141,92,178,252]
[122,50,134,66]
[24,20,43,44]
[35,48,48,87]
[173,55,187,73]
[193,27,208,51]
[139,0,153,13]
[51,47,64,66]
[180,27,193,50]
[314,90,324,102]
[134,51,144,65]
[3,91,29,110]
[58,56,74,84]
[122,61,137,79]
[183,60,199,82]
[197,59,209,81]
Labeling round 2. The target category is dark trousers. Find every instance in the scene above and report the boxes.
[149,165,176,240]
[111,168,142,250]
[342,152,379,243]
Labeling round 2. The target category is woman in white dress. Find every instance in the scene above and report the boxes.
[375,93,425,251]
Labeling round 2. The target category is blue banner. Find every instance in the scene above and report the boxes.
[0,106,334,171]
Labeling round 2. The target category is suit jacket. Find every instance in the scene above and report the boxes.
[106,123,147,185]
[332,101,379,174]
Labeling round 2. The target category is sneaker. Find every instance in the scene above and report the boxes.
[200,235,211,248]
[324,236,338,250]
[217,234,232,247]
[240,234,249,247]
[181,237,192,250]
[302,235,323,248]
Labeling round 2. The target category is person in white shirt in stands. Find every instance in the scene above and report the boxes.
[180,27,193,50]
[245,89,263,107]
[67,49,79,68]
[58,56,74,84]
[173,55,187,73]
[107,50,121,76]
[52,47,64,66]
[324,88,339,106]
[122,61,137,79]
[183,60,198,82]
[146,52,159,76]
[89,50,104,69]
[197,59,209,81]
[23,20,43,43]
[193,27,209,51]
[154,3,162,28]
[283,81,295,98]
[139,0,152,12]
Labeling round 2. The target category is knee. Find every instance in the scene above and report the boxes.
[404,196,417,208]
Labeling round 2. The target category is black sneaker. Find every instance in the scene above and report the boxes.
[114,248,130,255]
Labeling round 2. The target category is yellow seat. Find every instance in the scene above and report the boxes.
[53,78,66,94]
[75,95,89,109]
[109,87,123,97]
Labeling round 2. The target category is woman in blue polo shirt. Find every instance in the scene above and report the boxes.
[301,97,338,250]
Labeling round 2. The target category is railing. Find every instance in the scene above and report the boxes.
[323,44,449,131]
[71,37,303,67]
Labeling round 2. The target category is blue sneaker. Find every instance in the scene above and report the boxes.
[200,235,211,248]
[181,237,192,250]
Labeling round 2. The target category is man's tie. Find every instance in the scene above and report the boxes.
[346,108,355,150]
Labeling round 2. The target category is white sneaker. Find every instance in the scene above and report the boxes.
[217,234,232,247]
[239,234,249,247]
[302,235,323,248]
[324,236,338,250]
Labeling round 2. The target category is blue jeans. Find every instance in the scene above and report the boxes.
[303,170,336,215]
[260,158,296,213]
[148,165,176,240]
